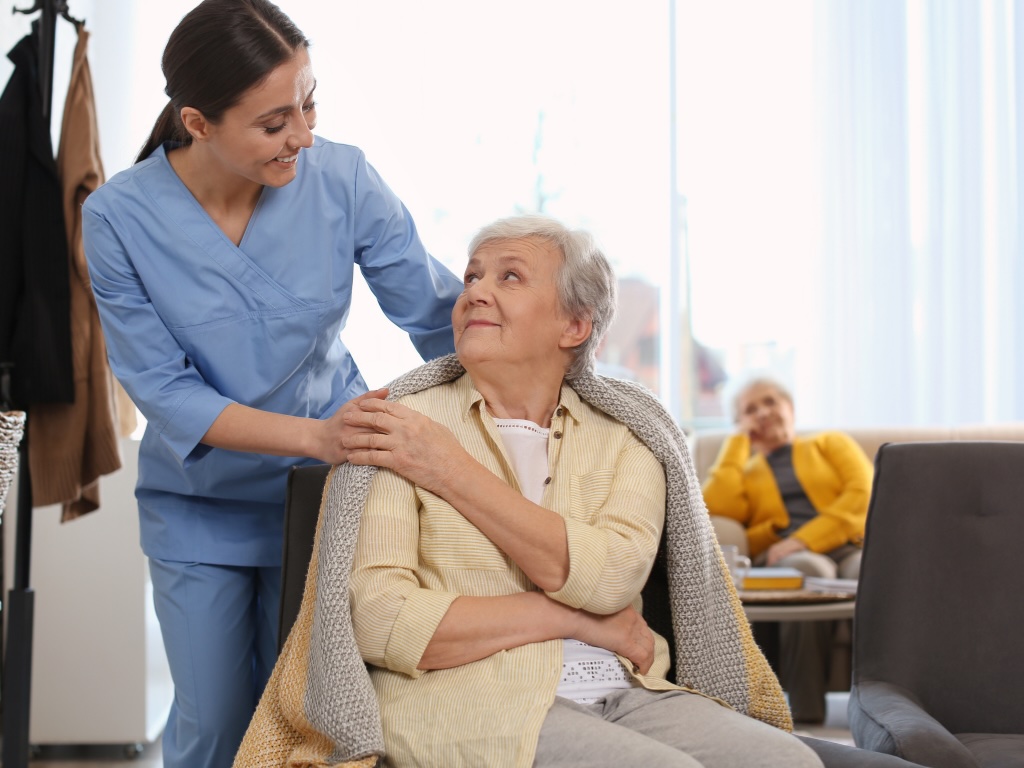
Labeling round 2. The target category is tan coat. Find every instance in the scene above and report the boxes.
[28,26,133,520]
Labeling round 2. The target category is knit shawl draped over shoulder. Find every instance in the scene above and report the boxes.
[234,354,790,768]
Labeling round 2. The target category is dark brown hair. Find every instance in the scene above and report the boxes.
[136,0,309,163]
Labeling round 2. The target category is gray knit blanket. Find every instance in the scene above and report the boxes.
[234,354,790,768]
[0,411,26,512]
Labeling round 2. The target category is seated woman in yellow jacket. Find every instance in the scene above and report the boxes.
[701,377,873,723]
[702,378,872,579]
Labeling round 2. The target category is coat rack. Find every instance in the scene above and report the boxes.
[3,3,83,767]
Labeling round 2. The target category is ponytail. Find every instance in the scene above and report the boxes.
[138,0,309,166]
[135,100,189,164]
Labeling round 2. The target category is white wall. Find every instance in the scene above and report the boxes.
[3,439,172,745]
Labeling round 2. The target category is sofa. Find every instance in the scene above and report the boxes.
[688,422,1024,485]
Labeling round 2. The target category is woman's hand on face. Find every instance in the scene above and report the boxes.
[341,397,466,495]
[573,605,655,676]
[312,388,390,465]
[738,418,768,456]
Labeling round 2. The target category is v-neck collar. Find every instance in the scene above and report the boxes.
[142,143,304,309]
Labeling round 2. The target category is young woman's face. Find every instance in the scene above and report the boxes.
[200,47,318,188]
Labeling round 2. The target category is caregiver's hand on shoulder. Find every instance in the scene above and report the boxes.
[312,388,389,465]
[341,398,466,494]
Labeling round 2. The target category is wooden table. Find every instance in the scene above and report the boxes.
[739,583,857,673]
[740,591,856,622]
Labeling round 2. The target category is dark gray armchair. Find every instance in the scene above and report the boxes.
[849,441,1024,767]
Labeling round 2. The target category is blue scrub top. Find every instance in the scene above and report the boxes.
[83,138,462,566]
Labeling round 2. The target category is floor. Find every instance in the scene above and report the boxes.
[14,692,855,766]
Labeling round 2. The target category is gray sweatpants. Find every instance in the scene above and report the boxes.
[533,688,823,768]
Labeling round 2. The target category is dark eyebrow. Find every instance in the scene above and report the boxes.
[254,81,317,121]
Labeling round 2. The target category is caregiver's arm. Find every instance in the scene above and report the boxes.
[201,388,387,465]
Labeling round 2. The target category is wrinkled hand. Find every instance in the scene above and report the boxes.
[341,398,466,495]
[313,388,389,465]
[765,537,807,566]
[573,605,655,676]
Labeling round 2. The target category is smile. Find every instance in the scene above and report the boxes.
[274,153,298,164]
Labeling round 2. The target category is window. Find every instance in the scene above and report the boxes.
[10,0,1020,432]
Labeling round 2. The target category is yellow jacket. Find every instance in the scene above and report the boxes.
[702,431,873,558]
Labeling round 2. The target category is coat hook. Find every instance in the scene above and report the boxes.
[58,1,83,26]
[11,1,84,27]
[12,0,44,14]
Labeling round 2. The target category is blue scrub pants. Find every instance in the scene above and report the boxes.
[149,559,281,768]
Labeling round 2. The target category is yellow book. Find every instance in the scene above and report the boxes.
[741,567,805,591]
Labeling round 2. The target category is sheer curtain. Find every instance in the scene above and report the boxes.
[812,0,1024,427]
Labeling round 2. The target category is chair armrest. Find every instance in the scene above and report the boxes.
[848,681,978,768]
[796,736,932,768]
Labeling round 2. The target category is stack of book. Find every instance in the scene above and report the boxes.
[740,567,805,591]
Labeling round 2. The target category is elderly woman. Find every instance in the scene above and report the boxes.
[702,377,873,723]
[702,378,872,578]
[322,216,822,768]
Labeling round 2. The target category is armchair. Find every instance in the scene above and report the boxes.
[848,441,1024,767]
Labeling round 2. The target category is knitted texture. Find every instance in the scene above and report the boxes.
[234,355,790,767]
[0,410,26,511]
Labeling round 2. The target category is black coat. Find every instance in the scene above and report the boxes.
[0,32,74,410]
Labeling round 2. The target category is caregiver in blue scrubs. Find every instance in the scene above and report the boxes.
[81,1,462,766]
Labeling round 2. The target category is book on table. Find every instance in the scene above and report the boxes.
[741,567,805,590]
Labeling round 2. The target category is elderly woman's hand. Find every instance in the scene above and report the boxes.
[342,398,467,495]
[309,388,389,465]
[573,605,655,676]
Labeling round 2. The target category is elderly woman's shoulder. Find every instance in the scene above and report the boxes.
[387,365,473,422]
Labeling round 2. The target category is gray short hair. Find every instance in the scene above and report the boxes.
[731,377,794,422]
[468,214,617,380]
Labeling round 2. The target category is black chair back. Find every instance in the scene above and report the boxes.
[278,463,331,655]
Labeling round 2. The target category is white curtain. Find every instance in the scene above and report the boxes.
[814,0,1023,426]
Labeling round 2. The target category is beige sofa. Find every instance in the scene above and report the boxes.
[689,422,1024,487]
[690,422,1024,555]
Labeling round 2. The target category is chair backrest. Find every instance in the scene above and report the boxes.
[853,441,1024,734]
[278,463,331,655]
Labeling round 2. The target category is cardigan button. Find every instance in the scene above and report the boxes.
[544,477,552,485]
[553,431,563,439]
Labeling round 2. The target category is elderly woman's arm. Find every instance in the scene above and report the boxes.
[351,467,655,676]
[345,398,569,590]
[419,593,654,673]
[789,431,873,552]
[701,433,754,521]
[345,398,665,612]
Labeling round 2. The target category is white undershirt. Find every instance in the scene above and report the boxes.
[494,417,634,704]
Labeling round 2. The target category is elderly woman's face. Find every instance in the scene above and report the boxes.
[453,236,579,372]
[736,383,796,454]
